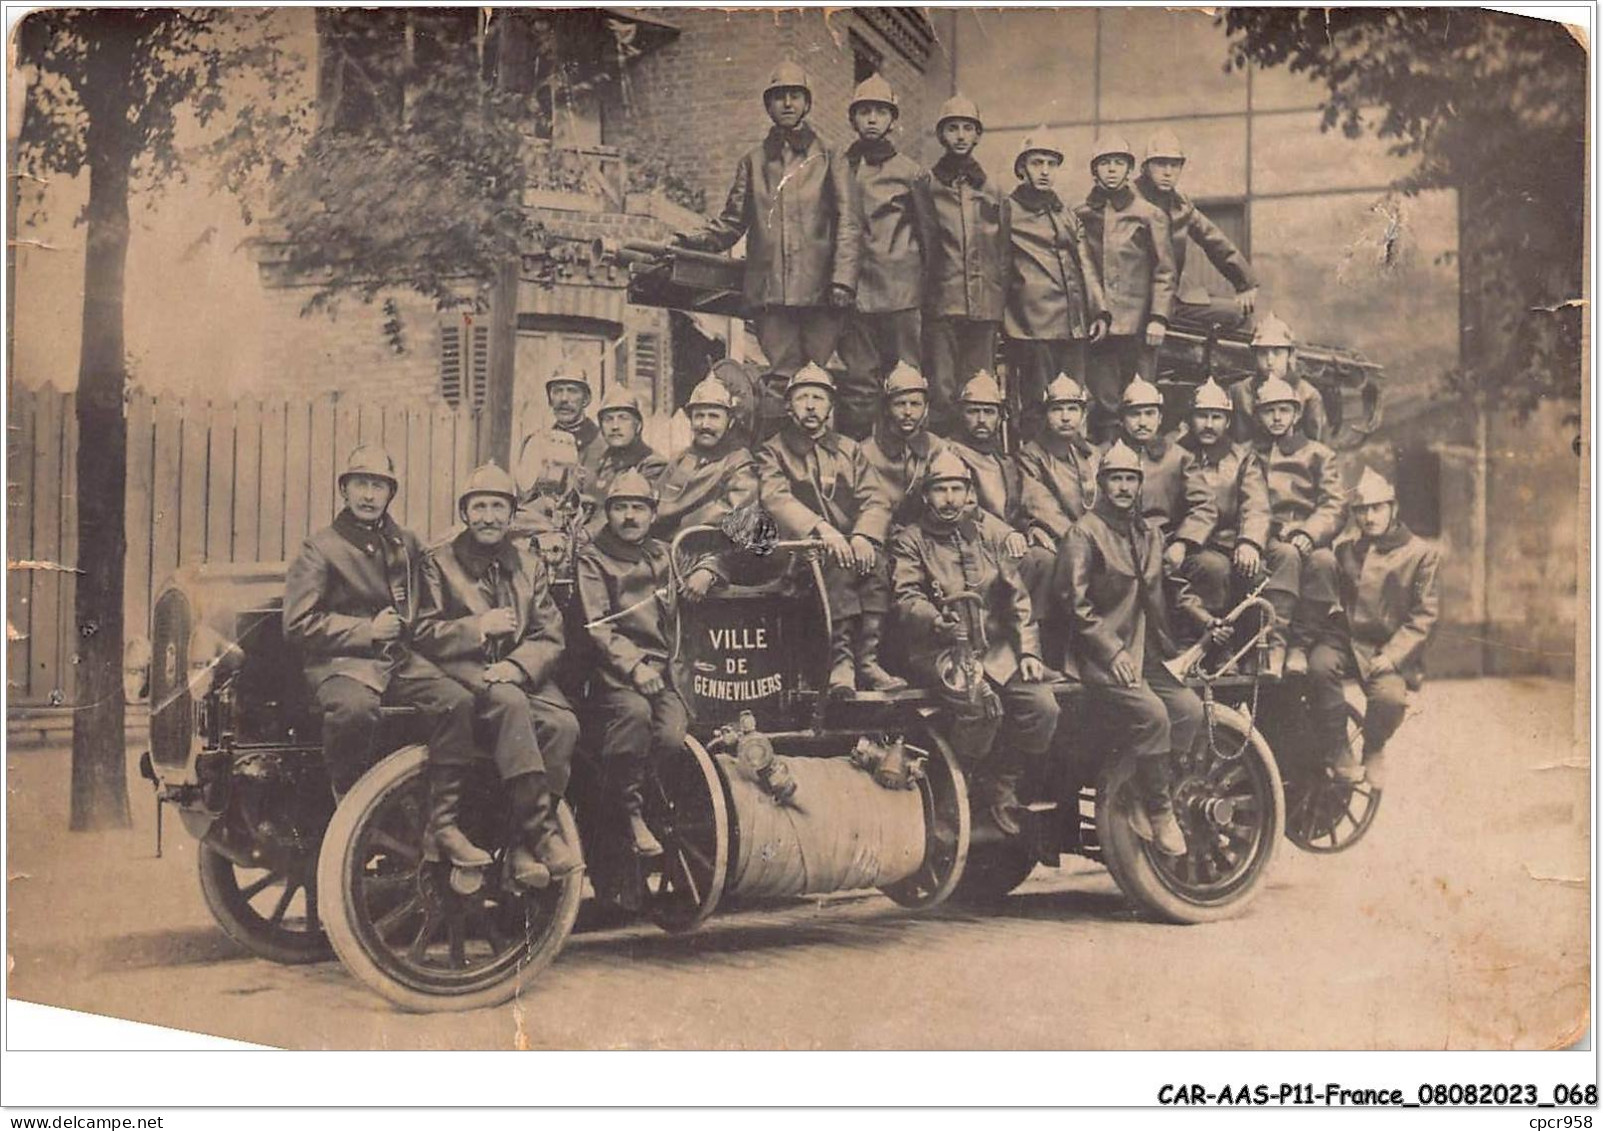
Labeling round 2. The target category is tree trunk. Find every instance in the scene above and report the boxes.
[69,140,133,831]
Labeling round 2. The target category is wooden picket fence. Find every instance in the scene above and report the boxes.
[7,382,484,707]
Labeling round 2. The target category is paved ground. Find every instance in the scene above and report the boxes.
[5,678,1589,1050]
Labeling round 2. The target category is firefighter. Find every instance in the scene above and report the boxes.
[1109,376,1217,575]
[1307,468,1440,788]
[283,445,482,866]
[921,94,1009,435]
[1075,133,1178,443]
[1003,129,1108,441]
[1054,440,1215,857]
[573,470,688,858]
[1253,375,1346,676]
[513,361,598,509]
[1135,129,1258,331]
[890,449,1058,835]
[755,363,903,694]
[861,360,951,526]
[1018,372,1100,547]
[1231,313,1329,444]
[584,386,668,532]
[674,61,859,409]
[1172,378,1288,672]
[837,73,931,441]
[651,373,760,600]
[415,464,584,888]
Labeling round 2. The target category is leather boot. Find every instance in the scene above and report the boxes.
[828,618,857,697]
[985,747,1025,836]
[1133,755,1188,857]
[506,773,584,888]
[854,613,908,692]
[621,778,664,857]
[422,764,494,868]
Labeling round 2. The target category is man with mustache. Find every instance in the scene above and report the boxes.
[514,361,601,507]
[415,463,584,888]
[756,363,904,695]
[573,470,688,858]
[584,385,668,534]
[860,361,950,527]
[891,450,1057,836]
[283,445,482,867]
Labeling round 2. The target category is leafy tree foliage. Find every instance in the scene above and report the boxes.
[1222,8,1585,419]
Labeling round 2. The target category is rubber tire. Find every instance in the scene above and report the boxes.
[197,842,334,965]
[1097,703,1284,924]
[317,744,583,1013]
[1286,704,1382,854]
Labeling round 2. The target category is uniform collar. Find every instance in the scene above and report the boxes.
[599,437,654,468]
[846,136,897,167]
[333,508,402,555]
[451,528,520,580]
[680,432,742,464]
[1365,519,1414,554]
[1087,183,1136,210]
[1038,430,1094,460]
[779,419,841,457]
[1119,432,1169,461]
[1093,494,1144,531]
[932,152,987,188]
[1264,429,1309,457]
[556,416,600,449]
[1179,431,1233,465]
[871,419,931,459]
[763,123,817,161]
[1011,183,1065,214]
[917,509,980,539]
[593,524,654,564]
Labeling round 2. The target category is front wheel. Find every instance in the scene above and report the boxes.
[1096,702,1284,924]
[197,842,333,965]
[317,745,582,1012]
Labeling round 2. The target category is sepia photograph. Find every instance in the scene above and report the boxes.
[1,0,1592,1097]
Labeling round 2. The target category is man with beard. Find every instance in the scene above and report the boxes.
[283,445,482,867]
[891,450,1057,835]
[514,361,601,506]
[860,361,950,526]
[573,470,687,858]
[756,363,903,695]
[1055,441,1216,858]
[584,386,668,533]
[415,464,584,888]
[1307,468,1441,789]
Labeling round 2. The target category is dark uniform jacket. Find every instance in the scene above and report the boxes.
[891,509,1041,687]
[1017,433,1099,542]
[756,423,892,545]
[415,531,566,692]
[651,436,760,538]
[1004,186,1107,341]
[284,509,443,693]
[1176,434,1271,552]
[861,423,949,526]
[1255,431,1346,548]
[847,142,932,314]
[946,436,1027,531]
[573,527,676,687]
[920,156,1010,322]
[1135,174,1257,296]
[1103,435,1217,545]
[1334,521,1442,689]
[1056,498,1204,685]
[683,124,861,308]
[1230,376,1329,444]
[583,439,669,533]
[1075,183,1177,335]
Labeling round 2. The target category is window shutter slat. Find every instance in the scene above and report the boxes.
[439,323,464,407]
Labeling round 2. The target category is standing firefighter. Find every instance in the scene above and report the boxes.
[861,360,950,525]
[415,464,584,887]
[891,450,1058,835]
[837,73,931,441]
[1307,469,1441,789]
[573,471,688,858]
[282,445,481,865]
[675,61,860,409]
[756,363,903,695]
[1055,441,1217,857]
[921,95,1009,434]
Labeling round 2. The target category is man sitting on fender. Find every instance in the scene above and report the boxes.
[414,463,585,889]
[283,445,482,868]
[891,450,1058,836]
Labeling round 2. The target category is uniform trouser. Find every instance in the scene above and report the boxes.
[837,309,921,441]
[1016,544,1059,626]
[1085,659,1205,761]
[588,678,690,806]
[1173,296,1247,333]
[924,316,999,435]
[1262,540,1338,644]
[817,554,891,621]
[755,305,846,437]
[1086,334,1159,442]
[1004,338,1089,442]
[316,673,476,796]
[948,675,1062,769]
[1306,640,1408,758]
[469,682,581,794]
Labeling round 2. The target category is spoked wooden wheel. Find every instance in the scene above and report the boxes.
[882,730,971,909]
[1097,702,1284,924]
[197,841,333,964]
[1286,705,1382,853]
[643,736,729,935]
[318,745,582,1012]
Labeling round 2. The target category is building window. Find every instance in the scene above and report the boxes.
[850,31,883,85]
[439,317,490,408]
[857,9,934,73]
[1395,446,1443,538]
[1180,199,1249,302]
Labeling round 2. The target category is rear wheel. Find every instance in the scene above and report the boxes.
[317,745,582,1012]
[881,730,971,909]
[1096,702,1284,924]
[644,736,730,934]
[197,842,332,965]
[1286,704,1383,853]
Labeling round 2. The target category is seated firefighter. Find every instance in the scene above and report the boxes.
[1055,440,1216,858]
[756,363,905,695]
[1307,469,1441,790]
[414,463,584,888]
[584,386,669,534]
[860,360,951,527]
[572,471,690,858]
[891,450,1058,836]
[282,445,479,865]
[1231,313,1329,445]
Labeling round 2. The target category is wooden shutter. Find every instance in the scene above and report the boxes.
[468,323,491,408]
[439,322,465,406]
[632,330,662,413]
